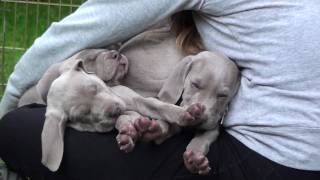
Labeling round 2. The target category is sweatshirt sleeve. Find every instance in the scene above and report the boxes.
[0,0,205,118]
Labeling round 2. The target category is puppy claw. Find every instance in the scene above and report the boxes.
[199,167,211,175]
[116,134,135,153]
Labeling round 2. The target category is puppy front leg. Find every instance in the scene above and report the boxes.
[183,129,219,175]
[133,97,205,126]
[111,85,204,126]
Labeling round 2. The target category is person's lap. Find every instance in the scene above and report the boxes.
[0,104,319,180]
[0,104,193,180]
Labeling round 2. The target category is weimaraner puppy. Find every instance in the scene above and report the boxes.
[120,45,240,175]
[156,51,240,175]
[18,48,128,107]
[42,60,203,172]
[117,27,241,175]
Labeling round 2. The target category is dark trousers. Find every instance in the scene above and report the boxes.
[0,104,319,180]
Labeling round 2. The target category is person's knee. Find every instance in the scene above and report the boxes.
[0,112,16,167]
[0,111,14,146]
[0,109,19,157]
[0,105,46,155]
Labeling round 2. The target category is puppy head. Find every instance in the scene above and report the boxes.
[158,51,240,130]
[41,60,125,172]
[79,49,129,85]
[37,49,129,104]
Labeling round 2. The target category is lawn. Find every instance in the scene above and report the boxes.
[0,0,85,97]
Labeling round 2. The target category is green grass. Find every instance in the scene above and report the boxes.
[0,0,85,97]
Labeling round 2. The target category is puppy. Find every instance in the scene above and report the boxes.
[157,51,240,175]
[18,49,128,107]
[116,28,240,175]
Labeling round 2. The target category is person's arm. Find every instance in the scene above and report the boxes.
[0,0,205,118]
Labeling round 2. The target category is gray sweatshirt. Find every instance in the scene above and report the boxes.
[0,0,319,170]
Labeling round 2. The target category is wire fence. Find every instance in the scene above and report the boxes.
[0,0,85,97]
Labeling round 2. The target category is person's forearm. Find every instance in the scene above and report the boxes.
[0,0,203,118]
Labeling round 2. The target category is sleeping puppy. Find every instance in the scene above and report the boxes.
[42,60,203,172]
[156,51,240,175]
[114,26,241,174]
[18,48,128,107]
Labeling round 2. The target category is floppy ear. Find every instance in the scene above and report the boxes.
[74,59,94,74]
[76,49,104,61]
[36,63,62,103]
[158,56,193,103]
[41,110,67,172]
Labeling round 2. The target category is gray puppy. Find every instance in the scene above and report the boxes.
[18,49,128,107]
[120,47,240,175]
[42,60,202,172]
[117,27,240,175]
[157,51,240,175]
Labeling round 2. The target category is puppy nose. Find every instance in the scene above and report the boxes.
[119,57,127,65]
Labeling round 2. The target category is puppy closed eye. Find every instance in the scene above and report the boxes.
[217,87,230,98]
[191,81,202,89]
[217,93,228,98]
[217,90,229,99]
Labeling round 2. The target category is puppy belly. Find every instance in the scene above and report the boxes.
[68,120,115,133]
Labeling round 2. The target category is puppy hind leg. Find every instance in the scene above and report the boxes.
[134,118,165,142]
[115,111,140,153]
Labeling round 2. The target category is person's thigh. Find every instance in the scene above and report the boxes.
[0,104,194,180]
[0,104,47,179]
[173,128,320,180]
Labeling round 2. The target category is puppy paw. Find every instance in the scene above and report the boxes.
[183,149,211,175]
[116,123,138,153]
[180,103,205,126]
[134,117,163,142]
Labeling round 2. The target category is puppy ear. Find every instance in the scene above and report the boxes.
[74,60,94,74]
[41,110,67,172]
[76,49,104,61]
[158,56,193,103]
[36,63,62,103]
